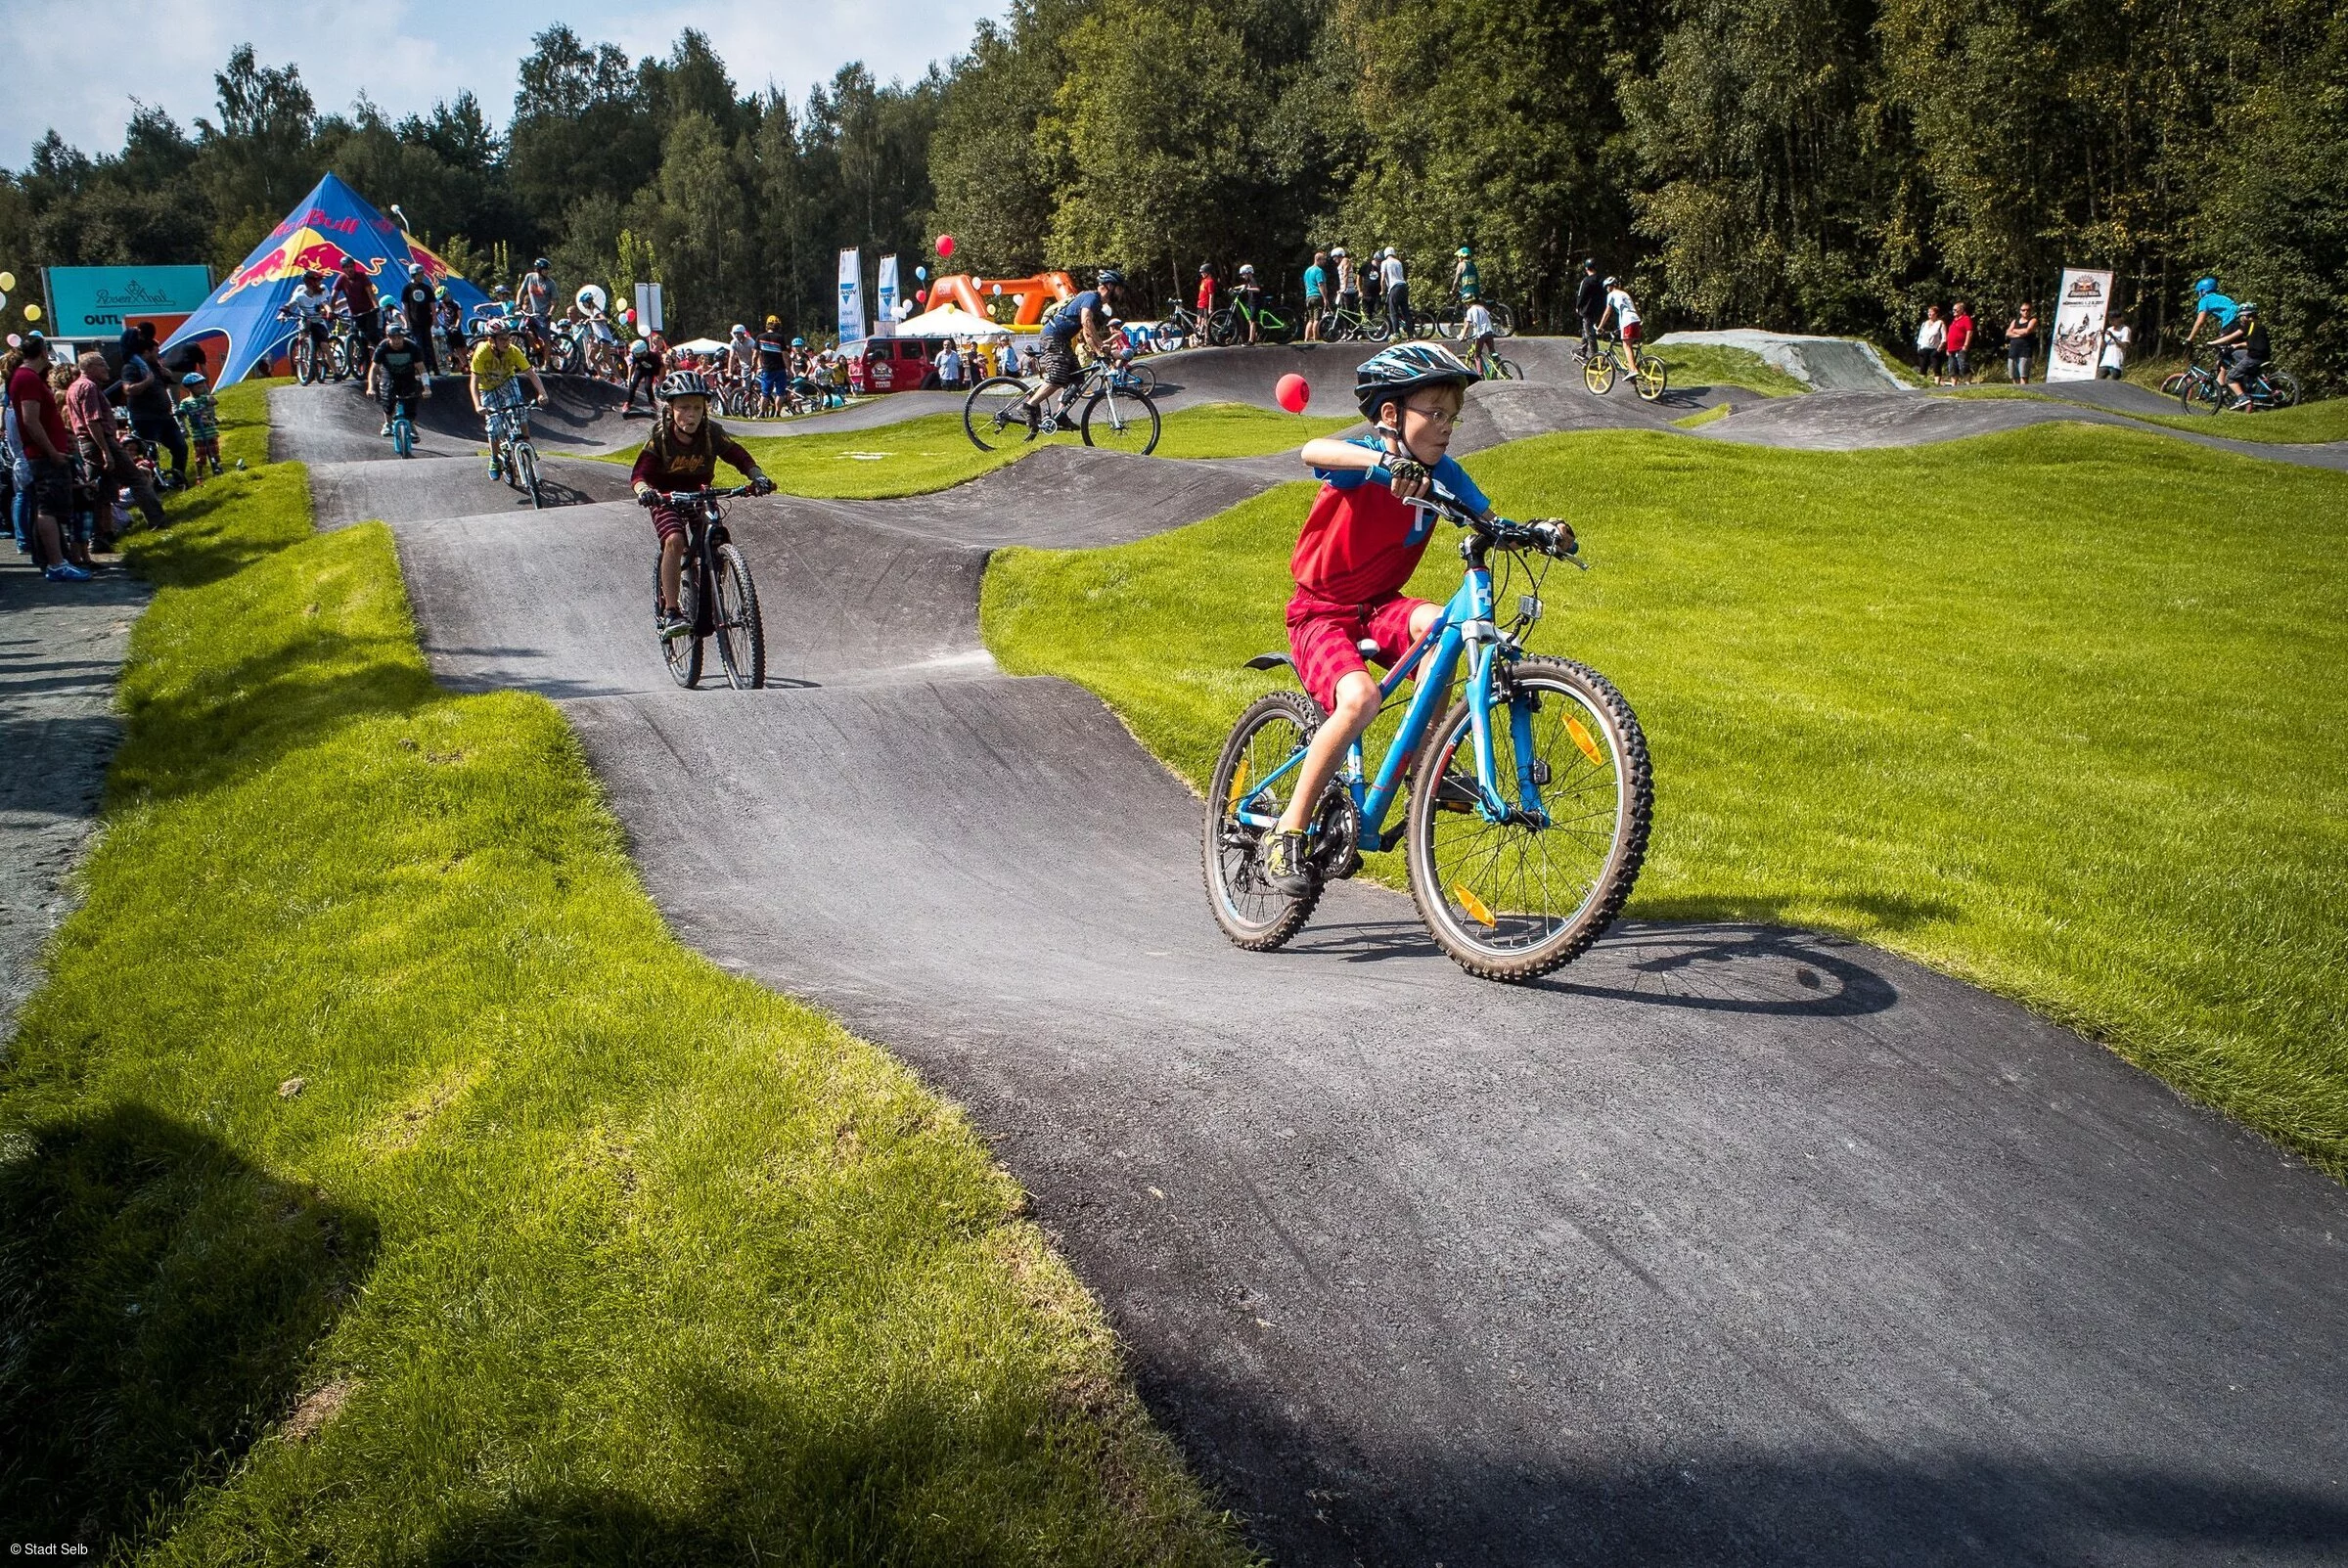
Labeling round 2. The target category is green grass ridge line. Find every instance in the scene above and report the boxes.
[0,395,1252,1562]
[981,424,2348,1178]
[1941,385,2348,445]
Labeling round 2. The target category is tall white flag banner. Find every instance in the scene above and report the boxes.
[633,282,663,334]
[2047,267,2113,382]
[836,248,866,345]
[876,253,900,336]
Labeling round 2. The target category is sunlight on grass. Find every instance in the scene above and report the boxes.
[982,425,2348,1176]
[1650,344,1811,397]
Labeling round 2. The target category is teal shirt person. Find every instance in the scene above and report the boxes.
[1303,262,1328,302]
[1456,257,1481,300]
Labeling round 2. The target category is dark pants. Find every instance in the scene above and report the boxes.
[131,410,186,481]
[380,383,425,424]
[1580,316,1600,357]
[625,368,660,409]
[352,307,383,349]
[407,308,439,374]
[1386,281,1410,338]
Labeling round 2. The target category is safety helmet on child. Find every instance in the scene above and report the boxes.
[2238,301,2260,315]
[180,372,206,387]
[1457,246,1472,257]
[434,285,451,299]
[1238,263,1255,278]
[1330,246,1346,258]
[2195,277,2218,295]
[1352,340,1480,421]
[384,314,409,334]
[1603,276,1618,288]
[791,336,806,348]
[485,314,511,334]
[658,369,712,401]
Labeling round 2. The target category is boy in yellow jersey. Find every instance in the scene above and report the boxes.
[469,315,546,478]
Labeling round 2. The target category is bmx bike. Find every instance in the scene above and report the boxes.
[1581,334,1668,401]
[481,386,545,508]
[1204,487,1650,981]
[962,357,1162,455]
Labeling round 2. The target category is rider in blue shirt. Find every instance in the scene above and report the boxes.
[2187,277,2238,349]
[1017,268,1127,428]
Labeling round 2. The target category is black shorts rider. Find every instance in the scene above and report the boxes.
[370,325,429,426]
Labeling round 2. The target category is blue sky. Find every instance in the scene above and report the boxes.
[7,0,1009,163]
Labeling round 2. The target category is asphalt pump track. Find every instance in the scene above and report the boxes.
[280,359,2346,1565]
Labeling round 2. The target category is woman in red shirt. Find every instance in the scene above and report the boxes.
[630,369,775,642]
[1942,300,1974,385]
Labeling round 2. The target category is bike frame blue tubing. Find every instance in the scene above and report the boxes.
[1235,547,1551,849]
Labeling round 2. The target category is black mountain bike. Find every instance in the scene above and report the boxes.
[2173,351,2300,415]
[653,485,766,689]
[963,357,1162,454]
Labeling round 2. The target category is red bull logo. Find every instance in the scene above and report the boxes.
[219,227,397,299]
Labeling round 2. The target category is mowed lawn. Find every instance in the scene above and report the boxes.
[982,424,2348,1175]
[597,402,1352,499]
[0,451,1247,1556]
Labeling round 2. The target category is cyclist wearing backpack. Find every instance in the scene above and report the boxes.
[1016,268,1127,426]
[1258,342,1570,897]
[631,370,776,642]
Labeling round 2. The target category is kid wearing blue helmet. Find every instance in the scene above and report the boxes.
[175,372,223,481]
[1255,342,1572,896]
[2188,275,2238,350]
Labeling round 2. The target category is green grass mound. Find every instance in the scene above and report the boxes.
[2126,395,2348,444]
[0,461,1249,1559]
[983,424,2348,1177]
[1649,343,1811,398]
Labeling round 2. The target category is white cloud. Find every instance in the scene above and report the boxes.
[4,0,1005,162]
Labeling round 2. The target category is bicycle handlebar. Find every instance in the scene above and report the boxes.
[647,484,762,505]
[1411,485,1585,566]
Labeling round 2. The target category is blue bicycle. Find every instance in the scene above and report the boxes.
[1204,490,1651,980]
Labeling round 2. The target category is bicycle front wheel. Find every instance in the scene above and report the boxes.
[2179,376,2224,416]
[1490,356,1522,381]
[294,336,317,384]
[393,418,413,458]
[663,558,704,690]
[1584,355,1617,396]
[515,442,543,508]
[1081,389,1160,455]
[1204,689,1327,951]
[1634,353,1669,402]
[964,375,1035,451]
[1405,657,1651,981]
[710,541,766,690]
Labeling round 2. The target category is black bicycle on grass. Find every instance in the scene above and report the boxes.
[652,485,766,689]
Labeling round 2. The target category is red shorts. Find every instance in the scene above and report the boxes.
[1287,590,1431,712]
[650,504,690,544]
[1620,321,1643,345]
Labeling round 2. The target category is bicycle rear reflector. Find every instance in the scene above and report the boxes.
[1452,885,1499,929]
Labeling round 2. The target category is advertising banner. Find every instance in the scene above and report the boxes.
[634,282,664,334]
[2048,267,2114,382]
[875,253,900,336]
[837,248,865,345]
[45,264,213,337]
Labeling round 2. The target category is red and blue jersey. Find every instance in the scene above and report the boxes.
[1291,437,1488,605]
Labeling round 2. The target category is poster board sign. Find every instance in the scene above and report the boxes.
[45,264,213,336]
[2048,268,2113,382]
[837,248,865,345]
[633,282,664,335]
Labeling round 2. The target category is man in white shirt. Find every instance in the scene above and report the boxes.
[1379,248,1409,339]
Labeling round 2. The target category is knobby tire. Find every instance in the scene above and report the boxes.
[711,542,766,690]
[1204,689,1328,951]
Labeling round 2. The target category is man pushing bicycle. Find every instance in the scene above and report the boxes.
[1017,268,1128,428]
[1259,342,1570,896]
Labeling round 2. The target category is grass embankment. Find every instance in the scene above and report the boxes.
[0,450,1248,1557]
[598,403,1351,500]
[982,425,2348,1176]
[1944,382,2348,444]
[1650,343,1812,398]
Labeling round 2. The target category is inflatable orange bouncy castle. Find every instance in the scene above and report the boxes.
[926,272,1078,327]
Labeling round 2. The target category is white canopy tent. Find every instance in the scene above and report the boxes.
[894,303,1012,338]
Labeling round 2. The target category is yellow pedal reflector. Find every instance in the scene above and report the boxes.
[1566,716,1604,767]
[1226,759,1251,809]
[1453,884,1498,928]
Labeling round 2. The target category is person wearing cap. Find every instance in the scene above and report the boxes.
[6,334,91,579]
[468,314,545,478]
[336,256,383,350]
[1452,245,1480,305]
[396,263,439,374]
[1196,262,1217,322]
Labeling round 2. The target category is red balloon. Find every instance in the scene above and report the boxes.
[936,234,956,258]
[1276,373,1311,414]
[915,289,927,304]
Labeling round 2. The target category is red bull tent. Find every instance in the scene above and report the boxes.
[160,172,493,387]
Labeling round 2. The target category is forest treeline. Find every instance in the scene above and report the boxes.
[3,0,2342,383]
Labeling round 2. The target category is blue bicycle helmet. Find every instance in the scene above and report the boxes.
[1353,341,1480,420]
[2195,276,2218,295]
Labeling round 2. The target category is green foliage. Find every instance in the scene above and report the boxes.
[983,426,2348,1176]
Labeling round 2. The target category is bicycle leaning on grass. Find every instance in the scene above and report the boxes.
[1204,486,1651,981]
[1579,331,1668,401]
[962,355,1162,455]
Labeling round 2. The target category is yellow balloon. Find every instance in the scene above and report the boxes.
[0,271,15,290]
[23,304,39,322]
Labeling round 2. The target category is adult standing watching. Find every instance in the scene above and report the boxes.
[1302,249,1330,341]
[2005,301,2039,383]
[1574,259,1604,359]
[1943,300,1974,383]
[6,335,89,580]
[1915,304,1947,381]
[336,257,383,352]
[396,265,438,374]
[1332,247,1359,321]
[1380,247,1409,339]
[117,327,187,487]
[67,350,163,536]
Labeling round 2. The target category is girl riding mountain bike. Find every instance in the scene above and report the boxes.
[632,370,777,643]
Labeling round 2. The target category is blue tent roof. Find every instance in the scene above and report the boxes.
[159,172,493,386]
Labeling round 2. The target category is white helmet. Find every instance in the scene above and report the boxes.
[731,324,747,336]
[1330,246,1346,258]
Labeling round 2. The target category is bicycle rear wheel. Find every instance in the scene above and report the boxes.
[964,375,1036,451]
[663,558,704,690]
[2266,370,2300,407]
[1489,302,1517,336]
[1082,389,1160,455]
[1634,352,1669,402]
[1204,690,1327,951]
[1584,355,1617,395]
[1405,656,1650,981]
[710,541,766,690]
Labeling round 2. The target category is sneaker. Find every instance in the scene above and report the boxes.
[44,561,93,583]
[380,422,392,436]
[656,609,693,643]
[1259,829,1316,898]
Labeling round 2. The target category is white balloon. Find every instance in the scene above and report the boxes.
[0,291,9,312]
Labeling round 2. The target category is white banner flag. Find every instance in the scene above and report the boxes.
[2047,267,2113,382]
[633,282,663,334]
[836,248,865,345]
[875,253,899,336]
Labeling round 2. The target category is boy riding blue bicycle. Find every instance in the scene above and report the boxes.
[1260,341,1573,894]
